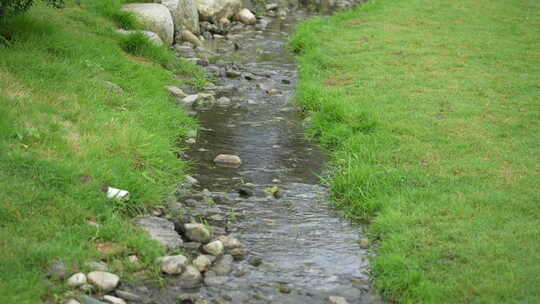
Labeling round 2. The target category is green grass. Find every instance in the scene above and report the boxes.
[292,0,540,303]
[0,1,206,303]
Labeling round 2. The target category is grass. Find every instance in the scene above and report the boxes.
[291,0,540,303]
[0,1,206,303]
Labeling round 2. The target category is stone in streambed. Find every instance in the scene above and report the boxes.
[179,265,202,288]
[210,254,233,275]
[235,8,256,25]
[214,154,242,166]
[103,295,126,304]
[184,223,212,243]
[181,30,203,47]
[193,255,212,272]
[328,296,350,304]
[78,296,107,304]
[203,240,224,256]
[160,254,188,274]
[115,290,142,302]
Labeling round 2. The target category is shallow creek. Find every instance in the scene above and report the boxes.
[132,9,381,304]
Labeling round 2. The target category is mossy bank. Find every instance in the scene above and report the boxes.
[0,0,206,302]
[292,0,540,303]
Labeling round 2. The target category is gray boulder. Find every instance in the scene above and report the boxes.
[160,254,188,274]
[159,0,200,34]
[134,216,183,250]
[122,3,174,45]
[197,0,242,22]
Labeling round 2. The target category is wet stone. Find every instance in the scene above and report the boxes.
[328,296,350,304]
[179,265,203,288]
[184,223,212,243]
[102,295,126,304]
[210,254,233,275]
[78,295,107,304]
[214,154,242,166]
[229,247,248,260]
[203,240,224,256]
[204,275,229,286]
[193,255,212,272]
[248,257,262,267]
[115,290,142,302]
[134,216,183,250]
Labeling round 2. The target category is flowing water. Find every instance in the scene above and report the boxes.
[131,8,381,304]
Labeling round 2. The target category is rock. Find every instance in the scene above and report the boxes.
[78,296,107,304]
[67,272,87,288]
[266,3,278,10]
[79,283,95,292]
[46,261,67,279]
[182,94,199,104]
[229,247,248,261]
[204,275,229,286]
[85,261,108,271]
[219,17,230,25]
[217,96,231,106]
[210,254,233,275]
[225,70,241,78]
[214,154,242,166]
[248,257,262,267]
[160,0,200,34]
[181,30,203,47]
[197,0,242,22]
[202,240,224,256]
[127,255,140,264]
[165,85,186,97]
[328,296,349,304]
[161,254,188,274]
[184,223,212,243]
[115,29,164,45]
[235,8,256,25]
[216,235,241,249]
[87,271,120,292]
[277,284,292,294]
[122,4,174,45]
[134,216,183,250]
[115,290,142,302]
[193,255,212,272]
[103,295,127,304]
[267,88,280,95]
[179,265,202,288]
[186,138,196,144]
[358,238,370,248]
[65,299,81,304]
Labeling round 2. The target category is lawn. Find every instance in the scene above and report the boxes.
[0,1,205,302]
[292,0,540,302]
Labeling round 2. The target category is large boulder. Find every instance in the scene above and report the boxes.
[122,4,174,45]
[159,0,200,34]
[196,0,242,22]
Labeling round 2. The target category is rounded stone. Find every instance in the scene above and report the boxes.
[193,255,212,272]
[202,240,224,256]
[87,271,120,292]
[67,272,87,288]
[161,254,188,274]
[184,223,212,243]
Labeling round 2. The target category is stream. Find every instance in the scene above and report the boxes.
[129,5,381,304]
